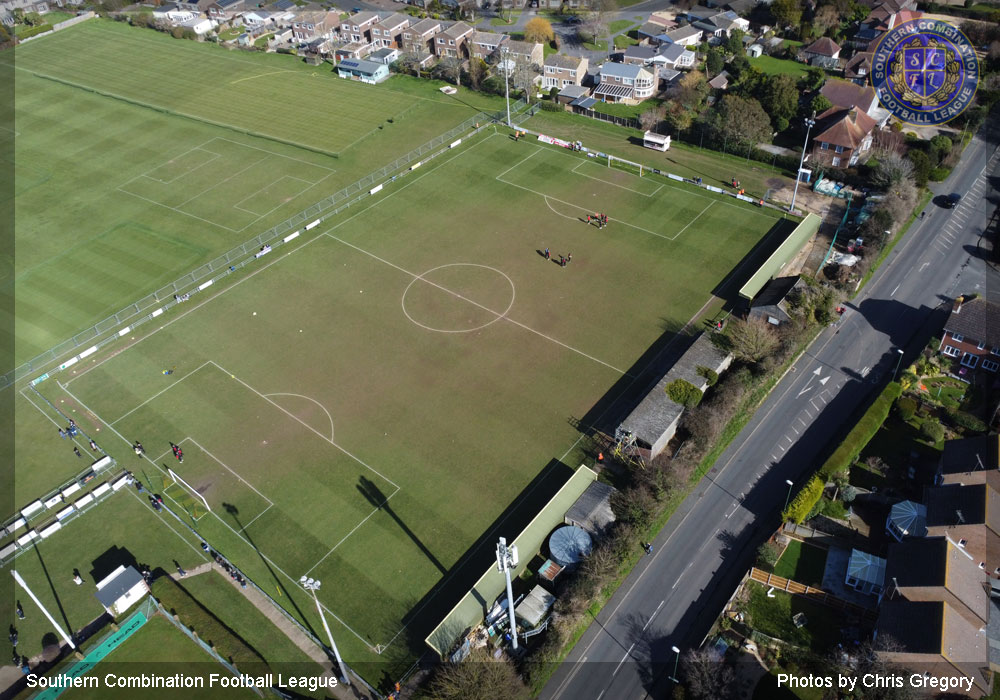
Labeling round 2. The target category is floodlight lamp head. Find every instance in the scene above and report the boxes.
[300,576,308,584]
[671,646,681,654]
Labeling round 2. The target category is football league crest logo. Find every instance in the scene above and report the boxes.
[872,19,979,125]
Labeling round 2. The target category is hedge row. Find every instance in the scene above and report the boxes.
[782,381,902,523]
[818,381,902,480]
[783,475,824,524]
[18,23,53,39]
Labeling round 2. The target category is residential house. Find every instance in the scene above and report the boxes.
[657,25,702,47]
[594,61,656,104]
[938,436,1000,487]
[693,10,748,40]
[542,53,587,90]
[748,276,802,326]
[557,84,590,105]
[152,4,190,22]
[810,106,877,168]
[401,18,440,55]
[924,483,1000,574]
[266,0,295,10]
[506,39,544,68]
[619,333,733,459]
[658,42,695,69]
[801,36,841,66]
[371,12,409,49]
[339,10,379,43]
[470,30,507,62]
[177,15,214,34]
[843,51,873,85]
[622,44,657,67]
[938,296,1000,373]
[240,10,274,35]
[434,21,473,59]
[726,0,756,13]
[886,537,990,627]
[820,79,877,115]
[877,600,992,698]
[337,58,390,84]
[845,549,887,595]
[638,22,667,43]
[370,47,400,65]
[683,5,717,21]
[208,0,243,22]
[886,500,927,541]
[335,42,373,61]
[293,10,338,43]
[865,6,922,31]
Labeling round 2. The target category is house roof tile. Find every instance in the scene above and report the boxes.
[545,53,582,69]
[943,296,1000,349]
[813,106,877,149]
[820,79,875,111]
[804,36,841,56]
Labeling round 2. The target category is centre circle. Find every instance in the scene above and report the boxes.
[401,264,516,333]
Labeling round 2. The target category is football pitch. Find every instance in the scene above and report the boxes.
[29,129,788,671]
[5,20,505,364]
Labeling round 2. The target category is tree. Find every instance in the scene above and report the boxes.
[639,104,666,132]
[813,4,840,34]
[708,95,772,152]
[425,648,531,700]
[396,53,423,77]
[756,541,781,570]
[906,149,931,187]
[524,17,554,44]
[724,28,744,55]
[665,70,709,131]
[725,317,779,363]
[799,66,825,91]
[870,150,913,189]
[809,94,832,114]
[681,648,736,700]
[706,48,724,76]
[761,73,798,124]
[771,0,803,27]
[466,57,487,90]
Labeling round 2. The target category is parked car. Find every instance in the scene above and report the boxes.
[945,193,961,208]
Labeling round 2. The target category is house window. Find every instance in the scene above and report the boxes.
[952,332,964,342]
[978,341,986,350]
[942,345,961,357]
[846,576,857,586]
[438,38,443,43]
[961,353,978,368]
[449,39,454,45]
[820,142,829,150]
[832,157,841,167]
[835,145,844,153]
[959,539,968,547]
[992,347,1000,355]
[983,359,999,372]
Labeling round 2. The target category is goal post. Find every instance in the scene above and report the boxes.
[607,153,643,177]
[167,467,211,513]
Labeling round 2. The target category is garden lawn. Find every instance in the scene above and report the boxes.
[745,582,841,651]
[773,539,827,587]
[609,19,636,33]
[31,128,784,683]
[748,54,810,78]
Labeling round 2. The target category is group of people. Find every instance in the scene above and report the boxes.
[543,248,572,267]
[205,544,247,589]
[587,213,609,229]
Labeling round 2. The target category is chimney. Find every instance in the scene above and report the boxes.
[953,296,964,313]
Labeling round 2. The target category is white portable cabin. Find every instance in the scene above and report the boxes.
[643,131,670,151]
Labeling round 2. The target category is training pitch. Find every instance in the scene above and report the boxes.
[29,128,786,672]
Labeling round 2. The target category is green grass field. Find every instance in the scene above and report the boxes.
[20,129,785,682]
[4,19,506,366]
[773,539,827,586]
[59,616,263,700]
[748,54,810,78]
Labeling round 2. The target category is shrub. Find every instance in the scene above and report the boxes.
[896,396,917,421]
[951,410,987,433]
[696,366,719,387]
[18,23,52,38]
[842,485,858,503]
[920,420,945,443]
[929,166,952,181]
[756,542,781,571]
[818,498,848,519]
[666,379,702,408]
[783,475,825,524]
[538,100,562,112]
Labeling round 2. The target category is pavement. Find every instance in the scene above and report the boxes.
[540,116,1000,700]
